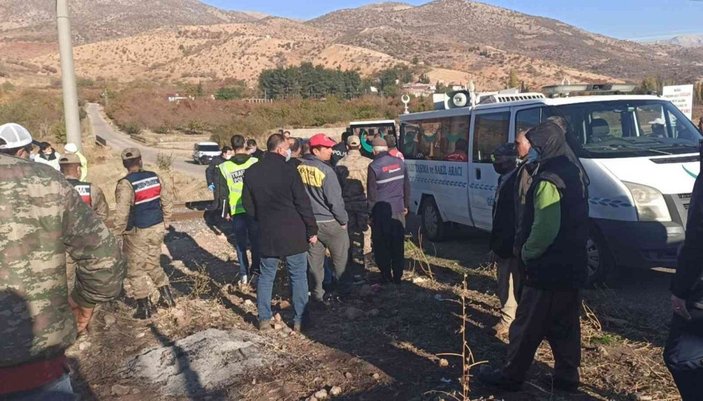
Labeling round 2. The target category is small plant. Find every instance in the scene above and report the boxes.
[156,152,174,171]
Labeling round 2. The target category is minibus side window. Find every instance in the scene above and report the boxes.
[515,108,542,133]
[401,117,469,160]
[473,112,510,163]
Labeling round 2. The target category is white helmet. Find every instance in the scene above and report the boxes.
[0,123,33,149]
[64,142,78,153]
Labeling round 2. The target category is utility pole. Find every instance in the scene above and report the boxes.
[56,0,81,150]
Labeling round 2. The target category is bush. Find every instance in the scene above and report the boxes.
[104,83,420,146]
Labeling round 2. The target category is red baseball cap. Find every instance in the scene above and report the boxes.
[308,133,336,148]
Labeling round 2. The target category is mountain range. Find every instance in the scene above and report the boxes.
[1,0,702,90]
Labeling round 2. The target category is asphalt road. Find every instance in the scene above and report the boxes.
[86,103,206,179]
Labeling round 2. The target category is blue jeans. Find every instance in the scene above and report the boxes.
[257,252,309,324]
[232,214,260,277]
[4,374,74,401]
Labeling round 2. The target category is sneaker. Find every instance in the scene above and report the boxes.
[258,319,272,332]
[238,275,248,288]
[474,365,522,392]
[293,321,302,333]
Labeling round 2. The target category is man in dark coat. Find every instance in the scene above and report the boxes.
[489,143,522,338]
[664,151,703,400]
[477,121,589,393]
[243,134,318,333]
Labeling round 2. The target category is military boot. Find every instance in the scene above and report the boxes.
[157,286,176,309]
[133,298,152,320]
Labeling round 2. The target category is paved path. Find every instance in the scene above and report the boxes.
[86,103,206,179]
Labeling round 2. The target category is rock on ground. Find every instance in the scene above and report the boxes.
[122,328,279,395]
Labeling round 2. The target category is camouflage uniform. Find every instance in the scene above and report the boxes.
[113,167,173,300]
[0,154,125,371]
[336,148,372,266]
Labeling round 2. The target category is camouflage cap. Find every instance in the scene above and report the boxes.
[121,148,141,161]
[59,153,82,165]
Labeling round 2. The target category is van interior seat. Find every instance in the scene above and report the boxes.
[590,118,610,143]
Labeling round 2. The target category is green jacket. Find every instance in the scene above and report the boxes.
[0,154,126,367]
[522,180,561,263]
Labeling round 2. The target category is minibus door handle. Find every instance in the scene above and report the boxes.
[475,168,481,180]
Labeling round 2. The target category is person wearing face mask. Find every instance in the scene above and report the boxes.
[513,128,537,258]
[477,120,589,393]
[218,136,260,287]
[242,133,318,332]
[489,143,523,339]
[35,142,61,171]
[205,146,234,235]
[298,134,350,305]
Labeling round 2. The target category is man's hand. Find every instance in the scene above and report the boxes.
[341,224,347,230]
[68,296,94,335]
[672,294,692,320]
[403,208,409,216]
[225,214,231,222]
[309,235,318,245]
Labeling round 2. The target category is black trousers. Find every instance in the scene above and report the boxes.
[664,313,703,401]
[503,286,581,384]
[372,213,405,284]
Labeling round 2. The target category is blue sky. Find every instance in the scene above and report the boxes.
[202,0,703,40]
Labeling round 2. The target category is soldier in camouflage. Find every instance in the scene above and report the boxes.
[59,154,108,221]
[0,151,125,398]
[114,148,175,319]
[335,135,372,270]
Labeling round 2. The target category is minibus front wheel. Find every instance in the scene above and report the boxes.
[586,226,619,287]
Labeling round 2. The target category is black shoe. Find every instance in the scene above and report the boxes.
[474,366,522,392]
[555,379,579,393]
[310,297,330,311]
[157,286,176,309]
[133,298,152,320]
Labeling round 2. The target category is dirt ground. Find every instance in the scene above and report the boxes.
[62,212,681,401]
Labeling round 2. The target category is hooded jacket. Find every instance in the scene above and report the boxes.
[520,121,589,289]
[298,154,348,225]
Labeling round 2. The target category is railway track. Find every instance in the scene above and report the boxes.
[105,200,212,227]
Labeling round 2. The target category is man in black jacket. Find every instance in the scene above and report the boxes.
[664,154,703,400]
[243,134,318,333]
[331,131,351,166]
[205,146,233,235]
[477,121,589,393]
[490,143,522,338]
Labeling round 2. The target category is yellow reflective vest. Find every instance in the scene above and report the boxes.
[219,157,258,215]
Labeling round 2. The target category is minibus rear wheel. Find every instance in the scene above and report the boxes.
[420,197,447,242]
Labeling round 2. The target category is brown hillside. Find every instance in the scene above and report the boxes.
[309,0,703,82]
[7,0,702,90]
[0,0,257,43]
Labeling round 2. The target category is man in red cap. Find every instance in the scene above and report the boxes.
[298,134,350,305]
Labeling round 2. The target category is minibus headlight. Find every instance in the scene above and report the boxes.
[623,182,671,222]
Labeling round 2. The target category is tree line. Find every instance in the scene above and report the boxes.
[258,63,423,100]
